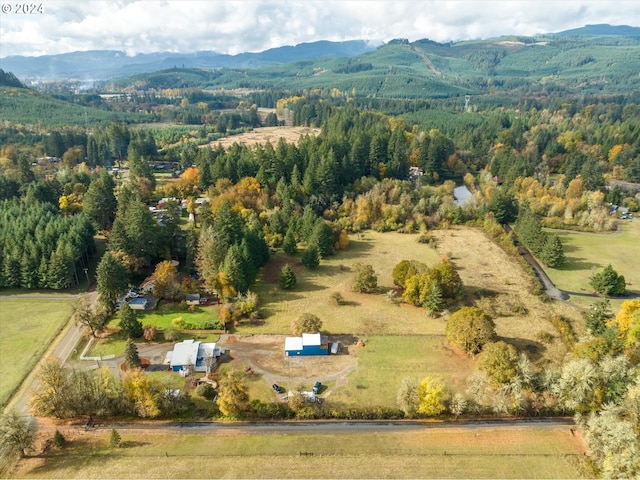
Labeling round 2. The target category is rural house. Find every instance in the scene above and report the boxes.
[284,333,329,356]
[164,339,225,374]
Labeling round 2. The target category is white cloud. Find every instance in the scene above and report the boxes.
[0,0,638,58]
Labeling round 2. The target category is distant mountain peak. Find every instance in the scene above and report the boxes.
[554,24,640,37]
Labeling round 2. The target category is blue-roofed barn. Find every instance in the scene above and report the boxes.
[284,333,329,356]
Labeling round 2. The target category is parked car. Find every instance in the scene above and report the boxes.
[272,384,285,394]
[312,381,321,394]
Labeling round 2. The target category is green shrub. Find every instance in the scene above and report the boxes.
[53,429,65,448]
[536,331,554,344]
[194,383,217,400]
[550,315,576,348]
[163,327,181,342]
[172,317,186,329]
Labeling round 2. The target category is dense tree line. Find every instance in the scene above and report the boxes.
[0,199,94,289]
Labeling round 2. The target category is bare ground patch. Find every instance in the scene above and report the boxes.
[207,126,320,149]
[217,334,357,386]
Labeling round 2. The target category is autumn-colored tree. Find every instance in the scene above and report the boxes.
[417,376,448,416]
[392,260,428,288]
[291,313,322,336]
[434,258,464,299]
[478,341,520,386]
[143,325,158,342]
[217,369,250,418]
[334,229,350,251]
[182,167,199,187]
[152,260,181,300]
[445,307,496,355]
[609,299,640,355]
[122,369,160,418]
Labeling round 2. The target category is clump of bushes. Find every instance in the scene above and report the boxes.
[550,315,577,348]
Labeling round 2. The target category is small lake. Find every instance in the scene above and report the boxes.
[454,184,473,206]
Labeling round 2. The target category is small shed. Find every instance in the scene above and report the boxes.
[128,297,149,310]
[185,293,201,306]
[285,333,329,356]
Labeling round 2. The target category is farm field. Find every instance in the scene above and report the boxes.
[545,219,640,310]
[215,227,584,406]
[248,228,582,351]
[12,424,587,479]
[0,296,74,407]
[206,125,320,149]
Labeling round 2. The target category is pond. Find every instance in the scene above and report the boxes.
[454,184,473,206]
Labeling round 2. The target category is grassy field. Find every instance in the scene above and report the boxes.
[250,231,440,336]
[247,229,582,351]
[545,219,640,310]
[0,297,74,407]
[13,425,587,478]
[330,336,476,405]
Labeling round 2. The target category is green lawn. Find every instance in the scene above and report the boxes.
[545,219,640,310]
[87,305,221,358]
[15,427,587,478]
[137,304,220,330]
[0,297,74,407]
[331,336,476,406]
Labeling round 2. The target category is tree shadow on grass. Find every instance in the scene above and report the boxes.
[462,286,500,305]
[560,243,580,254]
[498,336,546,362]
[119,440,149,449]
[329,239,375,260]
[556,256,599,271]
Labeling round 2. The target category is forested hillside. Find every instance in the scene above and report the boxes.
[101,33,640,98]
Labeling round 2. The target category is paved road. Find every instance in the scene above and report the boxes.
[503,224,569,301]
[42,417,576,434]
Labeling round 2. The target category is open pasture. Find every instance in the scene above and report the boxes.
[13,424,587,479]
[0,296,73,407]
[249,228,582,347]
[545,219,640,310]
[329,335,476,405]
[206,126,320,149]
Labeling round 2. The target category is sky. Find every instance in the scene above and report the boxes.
[1,0,639,58]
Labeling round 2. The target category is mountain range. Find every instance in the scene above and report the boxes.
[2,24,640,84]
[0,40,376,82]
